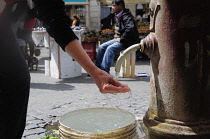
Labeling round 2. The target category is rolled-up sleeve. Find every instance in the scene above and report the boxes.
[33,0,78,51]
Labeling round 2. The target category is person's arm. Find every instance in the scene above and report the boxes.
[65,39,130,93]
[33,0,130,93]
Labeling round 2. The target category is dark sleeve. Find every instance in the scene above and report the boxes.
[119,14,136,43]
[33,0,78,51]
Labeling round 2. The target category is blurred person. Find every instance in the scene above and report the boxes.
[17,38,26,57]
[95,0,140,74]
[101,7,115,30]
[16,7,37,58]
[72,14,80,26]
[142,4,150,22]
[0,0,130,138]
[22,15,37,57]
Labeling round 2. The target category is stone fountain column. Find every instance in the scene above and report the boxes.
[142,0,210,138]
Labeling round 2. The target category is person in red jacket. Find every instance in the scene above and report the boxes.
[0,0,130,138]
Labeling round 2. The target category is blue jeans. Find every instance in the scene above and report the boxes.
[95,40,124,73]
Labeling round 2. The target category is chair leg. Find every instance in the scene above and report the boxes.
[125,55,130,78]
[130,51,136,78]
[118,51,136,78]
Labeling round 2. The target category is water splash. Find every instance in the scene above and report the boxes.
[104,72,133,128]
[115,72,119,80]
[105,93,121,108]
[105,71,133,108]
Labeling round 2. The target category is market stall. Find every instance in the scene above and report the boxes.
[49,29,83,79]
[32,29,84,79]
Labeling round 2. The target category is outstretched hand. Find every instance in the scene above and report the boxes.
[90,69,131,94]
[64,40,130,94]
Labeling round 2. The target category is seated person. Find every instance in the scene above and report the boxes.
[95,0,139,74]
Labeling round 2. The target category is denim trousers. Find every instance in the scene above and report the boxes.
[95,40,124,73]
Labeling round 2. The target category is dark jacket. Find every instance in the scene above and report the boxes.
[33,0,78,51]
[118,9,140,48]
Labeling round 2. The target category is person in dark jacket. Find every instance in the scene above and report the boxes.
[95,0,140,73]
[0,0,130,138]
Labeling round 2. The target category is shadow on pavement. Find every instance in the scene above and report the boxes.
[30,83,75,91]
[118,77,150,82]
[58,73,96,84]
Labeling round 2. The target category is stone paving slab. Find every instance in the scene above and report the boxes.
[22,47,151,139]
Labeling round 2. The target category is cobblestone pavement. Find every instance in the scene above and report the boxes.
[22,47,151,139]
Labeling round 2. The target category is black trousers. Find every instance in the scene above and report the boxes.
[0,20,31,139]
[21,30,35,57]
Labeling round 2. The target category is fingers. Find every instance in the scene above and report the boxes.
[108,76,122,86]
[107,76,129,88]
[101,74,131,94]
[100,83,131,94]
[91,69,131,94]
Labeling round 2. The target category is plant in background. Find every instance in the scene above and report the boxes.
[98,29,114,44]
[81,28,100,42]
[38,135,59,139]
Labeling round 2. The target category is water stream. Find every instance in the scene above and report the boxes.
[106,72,132,106]
[104,72,133,129]
[115,72,120,80]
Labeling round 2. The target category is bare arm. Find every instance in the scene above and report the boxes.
[65,39,131,94]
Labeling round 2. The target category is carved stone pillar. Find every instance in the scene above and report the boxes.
[142,0,210,138]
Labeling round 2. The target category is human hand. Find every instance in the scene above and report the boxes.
[90,69,131,94]
[65,40,130,93]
